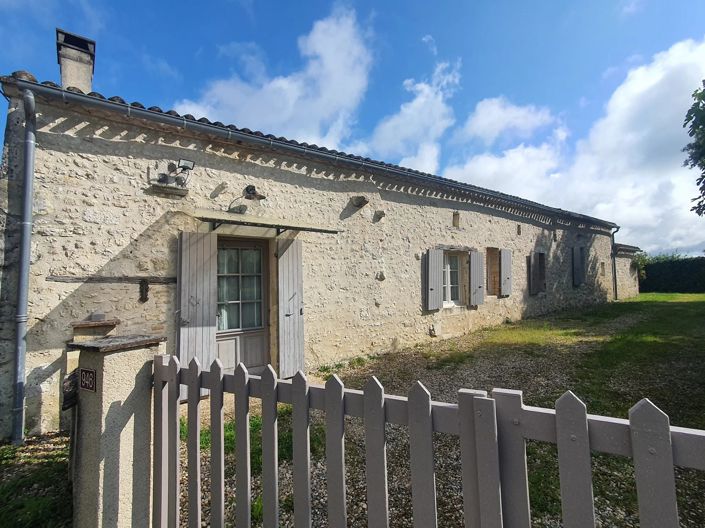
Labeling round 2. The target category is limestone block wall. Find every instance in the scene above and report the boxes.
[1,96,616,437]
[615,254,640,299]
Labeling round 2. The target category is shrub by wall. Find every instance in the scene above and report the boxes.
[640,256,705,293]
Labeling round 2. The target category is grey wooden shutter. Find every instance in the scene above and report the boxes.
[500,248,513,297]
[178,231,218,369]
[529,252,540,295]
[278,238,304,378]
[572,247,586,286]
[469,250,485,306]
[425,249,443,311]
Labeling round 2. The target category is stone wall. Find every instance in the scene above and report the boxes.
[615,253,640,299]
[1,95,617,437]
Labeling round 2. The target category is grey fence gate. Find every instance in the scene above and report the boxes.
[153,355,705,528]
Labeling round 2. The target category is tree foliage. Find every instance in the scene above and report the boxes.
[683,81,705,216]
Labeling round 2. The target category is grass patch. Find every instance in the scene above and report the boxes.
[0,434,72,528]
[180,404,326,476]
[574,293,705,423]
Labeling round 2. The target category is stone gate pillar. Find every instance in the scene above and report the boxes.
[70,335,166,528]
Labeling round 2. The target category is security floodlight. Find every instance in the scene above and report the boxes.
[155,159,196,188]
[178,159,195,172]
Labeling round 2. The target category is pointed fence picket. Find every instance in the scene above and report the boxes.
[364,376,389,528]
[325,375,347,528]
[153,357,705,528]
[555,391,595,528]
[233,363,251,528]
[186,357,202,528]
[209,359,225,527]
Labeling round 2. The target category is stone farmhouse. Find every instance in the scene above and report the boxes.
[0,30,640,440]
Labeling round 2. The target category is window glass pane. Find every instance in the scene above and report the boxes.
[450,269,459,287]
[217,303,240,331]
[448,255,459,271]
[451,285,460,301]
[218,248,239,274]
[218,277,239,302]
[241,302,262,328]
[241,249,261,274]
[241,276,261,301]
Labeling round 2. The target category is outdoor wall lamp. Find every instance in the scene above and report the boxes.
[227,185,266,214]
[244,185,266,200]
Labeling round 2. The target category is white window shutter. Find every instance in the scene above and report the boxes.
[500,248,513,297]
[278,238,304,378]
[177,231,218,372]
[469,250,485,306]
[425,249,443,311]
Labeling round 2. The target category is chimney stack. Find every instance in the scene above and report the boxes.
[56,28,95,93]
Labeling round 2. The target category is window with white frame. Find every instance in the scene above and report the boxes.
[443,253,462,305]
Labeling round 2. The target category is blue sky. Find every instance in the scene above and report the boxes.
[1,0,704,253]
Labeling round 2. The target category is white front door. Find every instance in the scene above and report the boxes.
[215,238,269,373]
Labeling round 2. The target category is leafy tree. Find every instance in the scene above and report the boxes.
[633,251,649,280]
[683,81,705,216]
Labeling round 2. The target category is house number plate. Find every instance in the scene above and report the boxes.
[79,368,97,392]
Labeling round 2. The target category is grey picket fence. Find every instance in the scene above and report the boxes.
[152,355,705,528]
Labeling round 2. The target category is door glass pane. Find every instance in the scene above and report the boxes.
[218,248,239,274]
[241,275,261,301]
[218,277,239,302]
[241,249,261,274]
[217,303,240,331]
[241,302,262,328]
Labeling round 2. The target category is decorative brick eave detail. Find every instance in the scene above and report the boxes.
[67,334,166,353]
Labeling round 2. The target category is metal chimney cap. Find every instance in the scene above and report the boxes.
[56,28,96,72]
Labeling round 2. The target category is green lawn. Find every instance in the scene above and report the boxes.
[328,292,705,526]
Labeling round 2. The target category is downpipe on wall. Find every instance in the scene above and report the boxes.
[11,89,36,444]
[611,225,621,301]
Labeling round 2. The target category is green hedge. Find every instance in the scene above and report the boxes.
[640,257,705,293]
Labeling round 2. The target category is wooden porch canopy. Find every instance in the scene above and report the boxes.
[181,207,341,235]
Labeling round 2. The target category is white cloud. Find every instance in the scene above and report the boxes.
[217,41,267,81]
[175,8,372,150]
[70,0,105,35]
[620,0,644,16]
[142,54,180,81]
[564,38,705,253]
[399,143,441,174]
[444,38,705,254]
[457,96,555,145]
[602,65,620,80]
[443,135,565,204]
[350,61,460,174]
[421,34,437,56]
